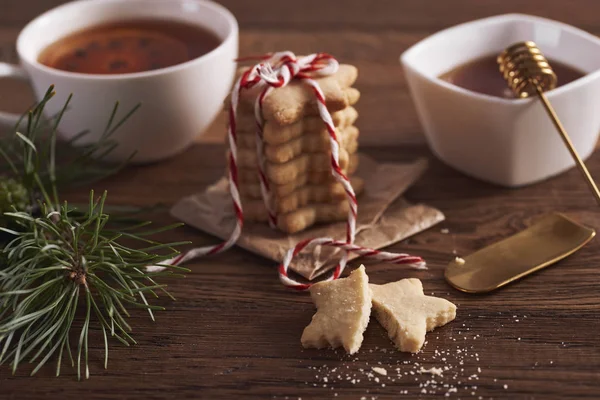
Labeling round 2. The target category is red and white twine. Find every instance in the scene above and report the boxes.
[148,52,426,289]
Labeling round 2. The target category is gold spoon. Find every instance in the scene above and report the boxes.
[445,42,597,293]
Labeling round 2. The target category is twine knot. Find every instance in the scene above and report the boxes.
[240,52,339,91]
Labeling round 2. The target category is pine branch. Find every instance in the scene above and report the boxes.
[0,196,185,379]
[0,86,137,193]
[0,86,190,379]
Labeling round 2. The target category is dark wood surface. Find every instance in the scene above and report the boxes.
[3,144,600,399]
[2,1,600,399]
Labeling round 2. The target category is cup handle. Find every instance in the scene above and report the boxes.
[0,63,30,128]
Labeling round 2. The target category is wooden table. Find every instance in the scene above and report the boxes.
[2,1,600,399]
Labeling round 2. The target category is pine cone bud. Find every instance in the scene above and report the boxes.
[0,177,29,226]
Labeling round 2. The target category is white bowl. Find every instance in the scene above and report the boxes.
[1,0,238,163]
[401,14,600,187]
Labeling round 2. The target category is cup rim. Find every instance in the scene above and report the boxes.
[17,0,238,80]
[400,13,600,105]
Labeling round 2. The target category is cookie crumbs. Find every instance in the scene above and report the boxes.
[504,384,508,389]
[441,228,450,234]
[454,257,466,265]
[419,367,443,376]
[371,367,387,376]
[302,326,507,398]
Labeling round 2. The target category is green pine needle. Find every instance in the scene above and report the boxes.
[0,86,190,379]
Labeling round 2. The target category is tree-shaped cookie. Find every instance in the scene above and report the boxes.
[301,265,371,354]
[370,279,456,353]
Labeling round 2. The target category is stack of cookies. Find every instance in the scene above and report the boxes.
[230,63,362,234]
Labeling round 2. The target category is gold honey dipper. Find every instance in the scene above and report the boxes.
[498,41,600,205]
[445,41,598,293]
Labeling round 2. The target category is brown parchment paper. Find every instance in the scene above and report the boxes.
[170,155,445,280]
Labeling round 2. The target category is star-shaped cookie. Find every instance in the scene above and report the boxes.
[370,279,456,353]
[301,265,371,354]
[235,64,359,125]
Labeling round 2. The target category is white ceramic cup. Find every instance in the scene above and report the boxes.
[402,14,600,187]
[0,0,238,163]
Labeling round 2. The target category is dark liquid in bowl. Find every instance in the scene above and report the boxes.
[438,54,586,98]
[38,19,221,74]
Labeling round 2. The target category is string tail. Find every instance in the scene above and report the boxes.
[277,237,426,290]
[145,70,251,272]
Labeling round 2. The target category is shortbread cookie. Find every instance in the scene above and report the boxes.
[370,279,456,353]
[233,64,359,125]
[234,149,353,185]
[236,107,359,145]
[237,153,359,185]
[262,127,359,164]
[236,88,360,125]
[301,265,371,354]
[237,133,358,165]
[241,176,364,200]
[245,198,352,233]
[235,139,355,169]
[239,166,360,198]
[242,177,364,214]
